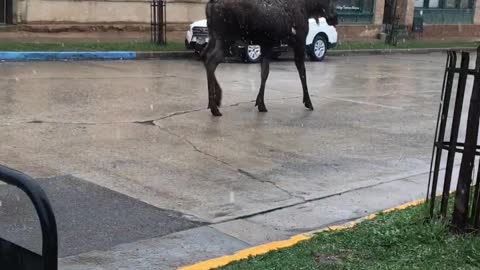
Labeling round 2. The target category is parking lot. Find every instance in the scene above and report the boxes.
[0,53,457,269]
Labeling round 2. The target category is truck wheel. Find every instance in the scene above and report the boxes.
[308,35,327,62]
[244,45,261,63]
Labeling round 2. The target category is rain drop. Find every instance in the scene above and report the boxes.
[229,191,235,203]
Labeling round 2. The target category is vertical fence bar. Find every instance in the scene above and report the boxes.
[150,0,166,45]
[1,0,5,24]
[153,0,158,44]
[159,0,164,44]
[440,52,470,218]
[151,0,156,44]
[164,0,167,44]
[427,51,450,205]
[150,1,153,43]
[156,0,160,43]
[452,50,480,231]
[156,0,160,44]
[474,159,480,228]
[429,51,458,217]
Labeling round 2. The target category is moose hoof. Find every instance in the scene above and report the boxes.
[255,101,268,112]
[304,102,314,111]
[257,105,268,112]
[210,108,223,117]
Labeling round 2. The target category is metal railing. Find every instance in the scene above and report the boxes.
[0,0,6,24]
[428,47,480,233]
[151,0,167,45]
[0,165,58,270]
[414,8,474,24]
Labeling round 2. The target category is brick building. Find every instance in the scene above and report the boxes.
[0,0,479,41]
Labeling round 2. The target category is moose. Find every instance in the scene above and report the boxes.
[201,0,338,116]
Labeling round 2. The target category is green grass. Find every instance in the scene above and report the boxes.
[0,40,477,52]
[333,40,480,51]
[218,202,480,270]
[0,41,186,52]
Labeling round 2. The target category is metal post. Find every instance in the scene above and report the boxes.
[440,52,470,218]
[0,165,58,270]
[452,48,480,231]
[473,160,480,228]
[151,0,166,45]
[164,0,167,44]
[429,51,457,217]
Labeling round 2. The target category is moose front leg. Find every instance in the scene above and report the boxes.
[256,47,273,112]
[293,42,314,110]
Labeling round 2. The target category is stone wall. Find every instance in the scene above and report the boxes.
[14,0,207,25]
[7,0,480,42]
[419,24,480,40]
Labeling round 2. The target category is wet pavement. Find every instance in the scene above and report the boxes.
[0,53,471,269]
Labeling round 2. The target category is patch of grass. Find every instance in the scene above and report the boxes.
[0,41,185,52]
[218,202,480,270]
[333,40,480,51]
[0,40,477,52]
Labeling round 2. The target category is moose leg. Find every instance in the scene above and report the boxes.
[213,74,222,107]
[293,43,314,110]
[256,47,272,112]
[202,39,223,107]
[204,38,224,116]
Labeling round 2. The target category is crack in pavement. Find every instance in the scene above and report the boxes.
[153,124,300,200]
[220,169,433,223]
[157,125,233,168]
[0,96,303,127]
[237,168,304,200]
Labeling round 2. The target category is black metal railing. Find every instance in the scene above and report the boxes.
[151,0,167,45]
[427,47,480,233]
[0,165,58,270]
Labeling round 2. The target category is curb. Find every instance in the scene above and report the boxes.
[328,46,478,56]
[135,47,477,60]
[136,51,195,60]
[177,198,425,270]
[0,51,136,61]
[0,47,476,61]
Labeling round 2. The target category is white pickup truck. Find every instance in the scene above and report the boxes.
[185,18,338,63]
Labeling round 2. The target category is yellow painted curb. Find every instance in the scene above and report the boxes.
[178,234,311,270]
[178,198,426,270]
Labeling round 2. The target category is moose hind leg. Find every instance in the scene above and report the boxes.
[213,76,222,107]
[203,39,223,108]
[205,39,224,116]
[293,44,314,110]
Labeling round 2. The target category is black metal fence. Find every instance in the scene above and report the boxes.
[151,0,167,45]
[384,0,398,45]
[428,47,480,233]
[0,165,58,270]
[0,0,7,24]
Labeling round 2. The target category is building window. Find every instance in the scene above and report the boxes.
[414,0,475,24]
[336,0,375,24]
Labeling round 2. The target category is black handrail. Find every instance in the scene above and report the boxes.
[0,165,58,270]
